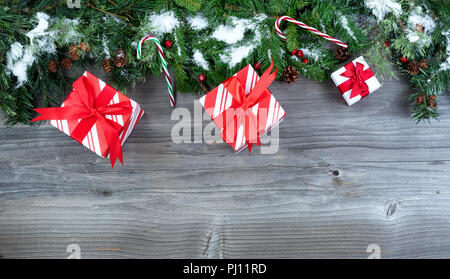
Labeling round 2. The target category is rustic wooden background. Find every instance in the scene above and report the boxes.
[1,67,449,259]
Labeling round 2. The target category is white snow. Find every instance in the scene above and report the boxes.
[212,15,266,44]
[26,12,56,54]
[406,30,421,43]
[365,0,402,21]
[6,42,36,86]
[405,29,433,46]
[6,12,57,86]
[407,7,436,34]
[193,49,209,70]
[300,48,322,61]
[26,12,50,43]
[213,15,267,68]
[58,18,81,44]
[405,7,435,46]
[148,11,180,34]
[7,42,24,62]
[174,32,181,56]
[291,55,299,62]
[440,30,450,71]
[103,38,111,59]
[212,17,248,44]
[219,45,254,68]
[339,15,356,40]
[187,14,208,30]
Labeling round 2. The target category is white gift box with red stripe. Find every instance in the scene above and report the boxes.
[199,64,286,152]
[50,71,144,158]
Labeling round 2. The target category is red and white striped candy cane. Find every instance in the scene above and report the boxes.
[275,16,348,48]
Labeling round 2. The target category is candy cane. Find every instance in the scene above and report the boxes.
[275,16,348,48]
[137,35,175,107]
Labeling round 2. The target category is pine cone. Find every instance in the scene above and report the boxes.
[114,48,127,68]
[407,60,420,75]
[282,66,299,84]
[415,24,424,32]
[47,60,58,73]
[102,59,114,73]
[335,47,351,62]
[418,58,428,69]
[68,44,81,60]
[416,94,425,105]
[427,95,437,108]
[60,58,73,70]
[78,41,90,52]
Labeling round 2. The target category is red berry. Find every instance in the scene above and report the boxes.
[253,62,261,70]
[384,41,390,48]
[290,49,297,56]
[198,74,206,82]
[400,56,408,63]
[302,58,309,64]
[296,50,304,58]
[164,40,172,48]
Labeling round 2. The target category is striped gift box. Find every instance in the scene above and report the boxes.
[50,71,144,158]
[199,64,286,152]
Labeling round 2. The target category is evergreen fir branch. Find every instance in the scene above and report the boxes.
[174,0,203,13]
[171,27,190,92]
[286,21,298,52]
[364,41,397,80]
[0,0,448,126]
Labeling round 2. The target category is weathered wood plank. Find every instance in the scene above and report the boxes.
[0,67,449,258]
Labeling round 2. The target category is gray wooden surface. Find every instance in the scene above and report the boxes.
[1,67,450,259]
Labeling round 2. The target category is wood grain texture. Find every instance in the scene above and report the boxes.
[0,66,449,259]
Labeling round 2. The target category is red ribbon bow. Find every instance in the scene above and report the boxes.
[338,61,374,99]
[32,72,132,168]
[214,62,277,153]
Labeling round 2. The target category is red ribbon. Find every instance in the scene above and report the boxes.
[32,72,132,168]
[214,62,277,153]
[338,62,374,99]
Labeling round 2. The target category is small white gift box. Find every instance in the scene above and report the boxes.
[331,56,381,106]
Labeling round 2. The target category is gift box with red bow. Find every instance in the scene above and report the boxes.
[32,71,144,167]
[331,56,381,106]
[199,62,286,153]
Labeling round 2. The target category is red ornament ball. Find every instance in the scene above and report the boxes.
[296,50,304,58]
[400,56,408,64]
[198,74,206,82]
[164,40,172,48]
[302,58,309,64]
[254,62,261,70]
[384,41,390,48]
[290,49,297,56]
